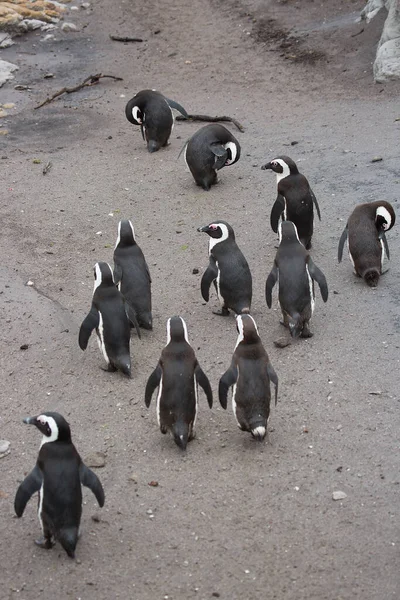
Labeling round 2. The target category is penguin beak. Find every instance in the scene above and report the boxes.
[197,225,208,233]
[261,162,272,171]
[23,416,36,425]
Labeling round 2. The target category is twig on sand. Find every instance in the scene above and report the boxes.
[176,114,245,133]
[109,35,144,42]
[351,28,364,38]
[34,74,123,109]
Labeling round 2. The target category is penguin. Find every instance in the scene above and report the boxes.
[14,412,104,558]
[79,262,140,377]
[125,89,189,153]
[338,200,395,287]
[113,219,152,330]
[266,221,328,338]
[197,220,252,316]
[261,155,321,249]
[182,124,241,190]
[145,316,213,450]
[219,314,279,441]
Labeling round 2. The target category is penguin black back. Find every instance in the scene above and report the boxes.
[184,124,241,190]
[338,201,395,287]
[261,155,321,249]
[14,412,105,558]
[125,89,188,153]
[145,317,212,450]
[197,220,252,316]
[114,220,153,330]
[219,315,278,441]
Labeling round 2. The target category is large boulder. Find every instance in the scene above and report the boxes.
[362,0,400,82]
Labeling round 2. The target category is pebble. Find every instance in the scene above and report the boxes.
[85,451,106,468]
[81,2,91,8]
[0,440,10,458]
[371,157,383,163]
[61,22,78,32]
[192,268,199,274]
[273,337,291,348]
[332,490,347,501]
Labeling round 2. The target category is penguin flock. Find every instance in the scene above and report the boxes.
[14,88,396,559]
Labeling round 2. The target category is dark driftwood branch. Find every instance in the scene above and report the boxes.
[109,35,143,42]
[176,114,244,133]
[34,73,123,109]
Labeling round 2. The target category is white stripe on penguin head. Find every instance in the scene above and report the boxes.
[93,262,113,293]
[224,142,237,165]
[209,223,230,252]
[166,317,189,345]
[376,206,392,231]
[273,158,290,184]
[132,106,142,124]
[234,315,245,349]
[37,415,59,448]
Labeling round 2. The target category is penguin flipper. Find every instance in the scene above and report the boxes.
[265,265,278,309]
[200,259,218,302]
[113,262,123,286]
[337,226,348,263]
[218,365,238,410]
[379,231,390,260]
[267,363,279,406]
[177,139,189,160]
[14,465,42,517]
[145,364,162,407]
[308,258,329,303]
[310,188,321,221]
[270,195,286,233]
[195,364,213,408]
[165,97,189,118]
[80,463,105,507]
[140,124,146,141]
[125,302,142,339]
[211,143,228,170]
[79,307,99,350]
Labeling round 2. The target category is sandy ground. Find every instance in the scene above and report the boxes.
[1,1,400,599]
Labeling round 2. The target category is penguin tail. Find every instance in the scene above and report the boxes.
[58,527,78,558]
[363,268,380,287]
[172,422,189,451]
[251,426,267,441]
[240,307,251,315]
[288,313,302,338]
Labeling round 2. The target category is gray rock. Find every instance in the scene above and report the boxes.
[0,59,19,88]
[85,451,106,468]
[361,0,400,82]
[332,490,347,501]
[0,440,10,458]
[61,22,78,32]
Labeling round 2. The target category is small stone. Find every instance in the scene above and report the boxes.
[148,481,158,487]
[0,109,8,118]
[129,474,138,483]
[192,268,199,274]
[0,440,11,458]
[333,290,339,295]
[371,157,383,163]
[81,2,91,8]
[146,509,153,515]
[291,140,299,145]
[61,22,78,32]
[91,514,101,522]
[15,85,29,91]
[3,103,15,109]
[44,73,54,79]
[369,390,382,395]
[26,280,34,287]
[20,344,29,350]
[273,337,291,348]
[332,490,347,501]
[85,451,106,468]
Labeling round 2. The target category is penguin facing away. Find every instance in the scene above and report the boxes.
[338,200,395,287]
[197,220,252,316]
[266,221,328,338]
[113,219,153,330]
[261,155,321,249]
[125,89,188,153]
[219,314,279,441]
[79,262,140,377]
[183,124,241,190]
[14,412,105,558]
[145,316,213,450]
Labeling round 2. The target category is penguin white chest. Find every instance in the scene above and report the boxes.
[215,261,224,306]
[156,378,163,427]
[96,313,110,363]
[38,483,44,530]
[305,265,315,314]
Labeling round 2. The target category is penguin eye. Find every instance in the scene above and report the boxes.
[272,161,278,167]
[38,416,46,425]
[209,224,218,230]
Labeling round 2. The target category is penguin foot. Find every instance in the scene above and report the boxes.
[279,320,289,328]
[160,425,168,434]
[188,430,196,442]
[100,363,117,373]
[35,536,55,550]
[212,308,230,316]
[301,326,313,338]
[305,241,312,250]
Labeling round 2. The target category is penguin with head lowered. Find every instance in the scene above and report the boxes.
[266,221,328,338]
[14,412,105,558]
[219,315,278,442]
[338,200,395,287]
[145,316,213,450]
[79,262,140,377]
[113,219,152,330]
[197,220,252,316]
[261,155,321,249]
[182,124,241,190]
[125,89,188,153]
